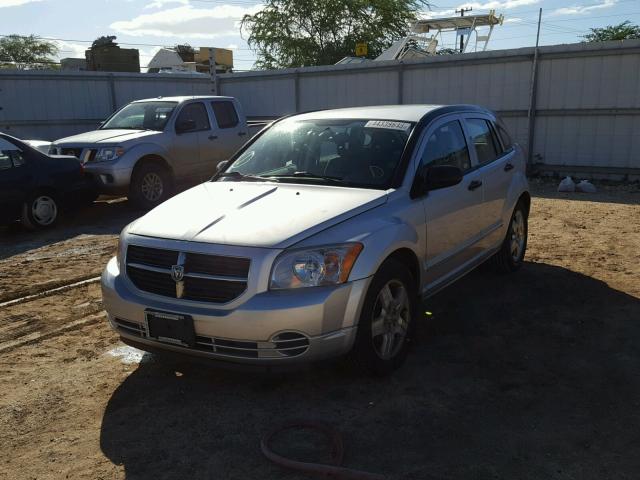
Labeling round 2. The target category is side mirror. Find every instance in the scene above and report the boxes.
[412,164,463,197]
[216,160,229,172]
[176,119,196,134]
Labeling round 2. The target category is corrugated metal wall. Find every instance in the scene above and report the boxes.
[1,40,639,175]
[218,39,640,176]
[0,71,212,140]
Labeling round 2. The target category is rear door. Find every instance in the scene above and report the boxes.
[417,116,486,289]
[462,116,514,247]
[208,100,248,168]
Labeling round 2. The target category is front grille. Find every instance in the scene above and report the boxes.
[125,245,250,304]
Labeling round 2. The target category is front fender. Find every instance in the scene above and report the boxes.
[115,143,172,170]
[293,194,425,284]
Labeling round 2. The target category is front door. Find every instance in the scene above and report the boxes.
[168,102,208,184]
[416,117,485,291]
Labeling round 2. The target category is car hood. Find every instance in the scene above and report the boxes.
[128,181,388,249]
[54,129,161,145]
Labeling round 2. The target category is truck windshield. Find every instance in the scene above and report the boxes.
[222,118,413,189]
[101,101,178,131]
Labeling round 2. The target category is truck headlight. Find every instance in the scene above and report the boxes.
[270,243,363,290]
[94,146,125,162]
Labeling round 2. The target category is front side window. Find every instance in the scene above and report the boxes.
[420,120,471,172]
[222,118,413,189]
[211,101,239,129]
[175,102,210,133]
[466,118,500,165]
[101,101,177,131]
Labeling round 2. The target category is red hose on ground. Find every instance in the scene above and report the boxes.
[261,420,386,480]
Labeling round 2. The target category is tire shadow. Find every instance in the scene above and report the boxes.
[100,262,640,479]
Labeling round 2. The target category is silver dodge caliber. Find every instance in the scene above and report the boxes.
[101,104,530,374]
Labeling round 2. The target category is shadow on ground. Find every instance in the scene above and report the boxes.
[0,198,139,260]
[100,262,640,479]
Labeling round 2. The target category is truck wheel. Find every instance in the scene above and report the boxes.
[491,201,528,273]
[21,191,60,230]
[350,259,418,376]
[129,162,172,210]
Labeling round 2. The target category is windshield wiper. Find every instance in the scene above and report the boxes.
[216,171,277,182]
[267,171,346,184]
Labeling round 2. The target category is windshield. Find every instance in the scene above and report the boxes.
[101,101,177,131]
[221,118,413,189]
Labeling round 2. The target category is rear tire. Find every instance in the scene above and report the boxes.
[492,201,528,273]
[350,259,418,376]
[21,191,60,230]
[129,162,173,210]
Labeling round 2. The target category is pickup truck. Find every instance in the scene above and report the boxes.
[50,96,267,208]
[101,104,530,375]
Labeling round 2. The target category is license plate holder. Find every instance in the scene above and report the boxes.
[144,310,195,347]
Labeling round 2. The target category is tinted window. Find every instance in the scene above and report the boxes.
[12,151,26,167]
[101,101,177,131]
[176,102,210,132]
[0,151,12,170]
[495,122,513,151]
[211,101,239,129]
[421,121,471,172]
[466,118,500,165]
[225,118,412,189]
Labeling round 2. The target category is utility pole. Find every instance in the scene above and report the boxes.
[456,7,473,53]
[526,7,543,169]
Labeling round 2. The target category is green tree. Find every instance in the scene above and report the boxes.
[0,34,58,69]
[241,0,430,69]
[582,21,640,42]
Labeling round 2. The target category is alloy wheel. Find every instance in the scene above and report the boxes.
[370,280,411,360]
[31,195,57,226]
[140,172,164,202]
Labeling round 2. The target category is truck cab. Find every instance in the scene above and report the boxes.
[50,96,265,208]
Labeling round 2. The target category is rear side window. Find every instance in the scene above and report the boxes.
[466,118,500,165]
[0,138,23,170]
[495,122,513,151]
[211,101,239,129]
[0,152,11,170]
[421,120,471,172]
[176,102,210,132]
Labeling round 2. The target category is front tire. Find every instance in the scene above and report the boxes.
[21,192,59,230]
[492,201,528,273]
[129,162,172,210]
[351,259,418,375]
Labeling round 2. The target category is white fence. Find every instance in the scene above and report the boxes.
[1,39,639,177]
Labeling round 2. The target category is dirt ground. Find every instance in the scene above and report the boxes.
[1,179,639,480]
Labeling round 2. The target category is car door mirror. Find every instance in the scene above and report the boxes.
[412,164,463,197]
[176,119,196,134]
[425,165,463,191]
[216,160,229,172]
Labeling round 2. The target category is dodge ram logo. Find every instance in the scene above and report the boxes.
[171,265,184,282]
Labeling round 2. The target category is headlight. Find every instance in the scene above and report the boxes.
[115,232,127,271]
[270,243,363,290]
[94,146,125,162]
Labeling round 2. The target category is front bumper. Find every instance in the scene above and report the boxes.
[84,161,132,194]
[101,257,371,365]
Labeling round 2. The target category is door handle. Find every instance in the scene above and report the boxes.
[504,162,514,172]
[468,180,482,191]
[238,131,247,137]
[208,135,218,141]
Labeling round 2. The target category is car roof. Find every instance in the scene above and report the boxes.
[131,95,235,103]
[290,104,489,123]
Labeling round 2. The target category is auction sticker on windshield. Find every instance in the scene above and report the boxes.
[365,120,412,131]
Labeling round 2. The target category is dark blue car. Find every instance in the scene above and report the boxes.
[0,133,95,229]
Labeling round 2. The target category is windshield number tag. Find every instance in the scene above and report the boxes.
[365,120,411,131]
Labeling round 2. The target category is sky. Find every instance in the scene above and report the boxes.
[0,0,639,70]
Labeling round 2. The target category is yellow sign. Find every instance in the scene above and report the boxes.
[355,42,368,57]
